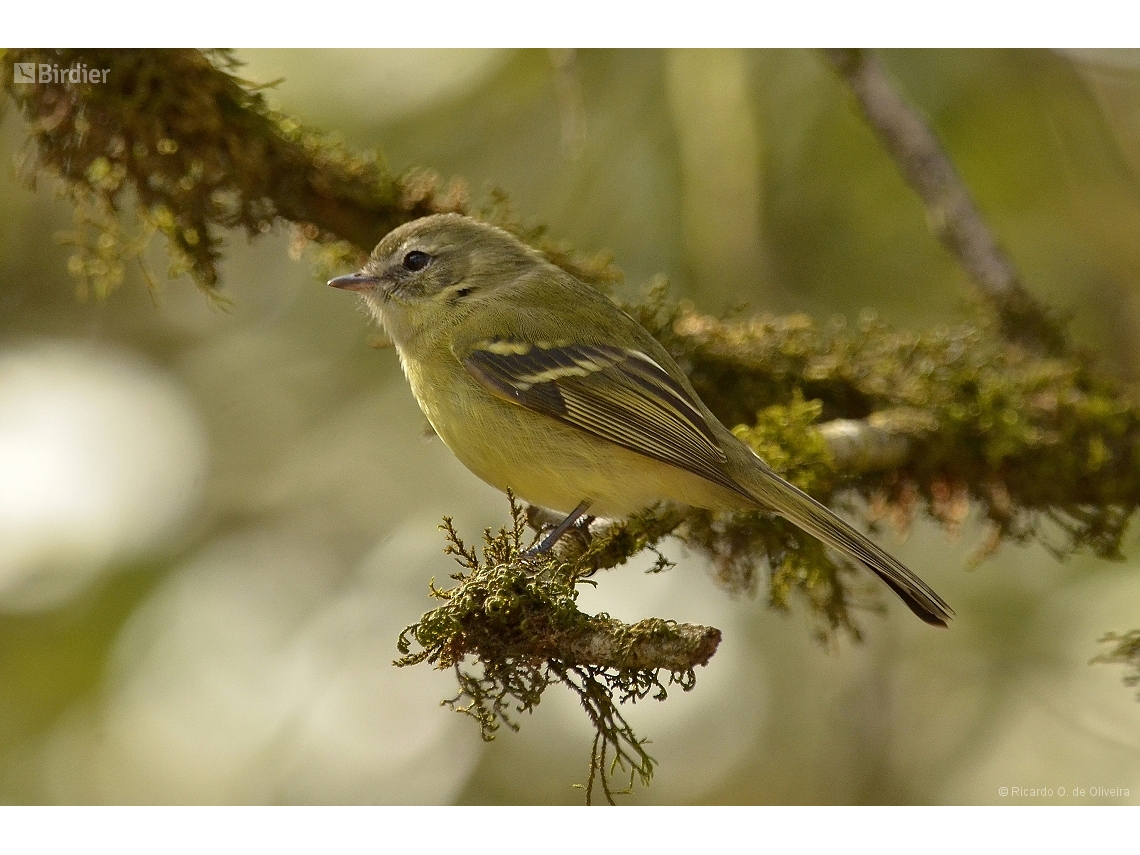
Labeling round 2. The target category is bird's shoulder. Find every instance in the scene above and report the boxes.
[453,267,647,356]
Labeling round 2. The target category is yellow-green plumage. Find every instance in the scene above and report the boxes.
[330,213,953,627]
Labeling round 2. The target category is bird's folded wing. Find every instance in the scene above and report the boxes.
[460,340,747,497]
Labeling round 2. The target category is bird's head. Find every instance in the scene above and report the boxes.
[328,213,541,346]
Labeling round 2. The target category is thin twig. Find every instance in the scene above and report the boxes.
[824,49,1067,356]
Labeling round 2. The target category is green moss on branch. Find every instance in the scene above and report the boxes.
[2,49,619,297]
[395,495,718,804]
[633,294,1140,560]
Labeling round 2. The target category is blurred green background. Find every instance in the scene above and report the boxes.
[1,48,1139,805]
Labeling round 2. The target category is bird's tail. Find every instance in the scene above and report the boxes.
[742,463,954,627]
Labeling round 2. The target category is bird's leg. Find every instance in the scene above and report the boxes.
[524,500,593,556]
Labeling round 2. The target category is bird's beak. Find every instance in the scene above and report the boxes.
[328,271,382,292]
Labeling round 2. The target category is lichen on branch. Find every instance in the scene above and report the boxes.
[1,48,620,298]
[395,494,719,804]
[597,284,1140,637]
[633,290,1140,559]
[3,48,469,294]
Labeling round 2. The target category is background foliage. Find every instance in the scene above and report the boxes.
[1,48,1139,804]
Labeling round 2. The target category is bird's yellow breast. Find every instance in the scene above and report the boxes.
[398,345,748,517]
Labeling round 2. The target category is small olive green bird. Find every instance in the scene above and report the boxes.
[330,213,952,627]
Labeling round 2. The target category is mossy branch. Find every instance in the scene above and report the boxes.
[516,286,1140,642]
[1,48,619,296]
[395,494,716,803]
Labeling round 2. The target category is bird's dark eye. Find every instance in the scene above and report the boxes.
[402,250,431,272]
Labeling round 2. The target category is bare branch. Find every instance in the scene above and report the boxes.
[824,49,1068,356]
[543,618,721,671]
[817,408,937,472]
